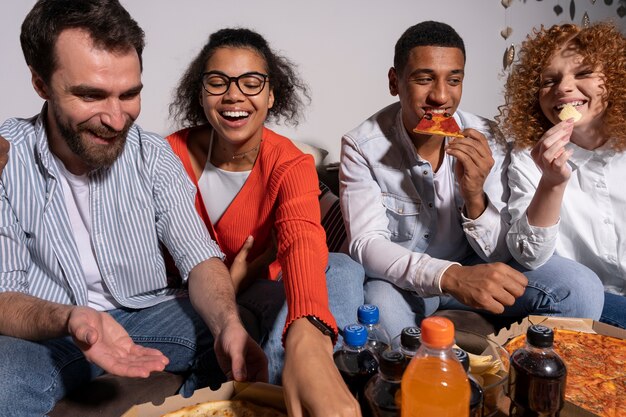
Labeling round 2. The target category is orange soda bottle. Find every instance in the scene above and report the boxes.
[400,316,470,417]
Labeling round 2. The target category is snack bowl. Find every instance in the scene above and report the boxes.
[456,331,510,417]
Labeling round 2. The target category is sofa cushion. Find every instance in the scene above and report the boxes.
[319,181,348,254]
[291,140,328,166]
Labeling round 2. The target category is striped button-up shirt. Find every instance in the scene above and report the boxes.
[0,111,224,309]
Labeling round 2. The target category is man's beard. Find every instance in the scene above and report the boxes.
[53,108,131,171]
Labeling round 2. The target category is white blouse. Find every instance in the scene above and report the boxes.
[507,141,626,295]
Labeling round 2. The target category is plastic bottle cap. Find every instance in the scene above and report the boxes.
[400,326,422,349]
[379,350,406,379]
[526,324,554,348]
[420,316,455,347]
[357,304,380,325]
[343,323,368,347]
[453,347,470,372]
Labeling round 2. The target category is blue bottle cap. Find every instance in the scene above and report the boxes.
[357,304,380,325]
[343,323,368,347]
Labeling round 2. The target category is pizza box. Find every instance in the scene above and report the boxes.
[489,315,626,417]
[121,381,285,417]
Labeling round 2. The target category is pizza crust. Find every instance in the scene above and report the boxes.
[161,399,286,417]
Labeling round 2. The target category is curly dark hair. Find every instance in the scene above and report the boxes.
[20,0,144,85]
[169,28,310,128]
[394,21,466,74]
[497,21,626,151]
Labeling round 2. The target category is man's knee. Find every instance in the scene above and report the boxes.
[327,253,364,283]
[524,255,604,319]
[327,252,365,307]
[0,336,57,415]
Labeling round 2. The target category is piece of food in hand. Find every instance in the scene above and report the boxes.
[558,104,582,122]
[413,112,464,138]
[161,399,287,417]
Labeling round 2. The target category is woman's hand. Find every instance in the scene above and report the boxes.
[530,119,574,187]
[282,318,361,417]
[229,234,277,293]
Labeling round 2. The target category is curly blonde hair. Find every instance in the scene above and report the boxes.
[497,21,626,151]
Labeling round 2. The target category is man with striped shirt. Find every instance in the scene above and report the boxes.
[0,1,267,415]
[0,136,7,175]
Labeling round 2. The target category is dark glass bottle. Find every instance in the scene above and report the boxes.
[454,347,485,417]
[508,325,567,417]
[334,324,379,404]
[364,350,406,417]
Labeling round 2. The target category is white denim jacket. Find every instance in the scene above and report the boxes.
[340,102,511,296]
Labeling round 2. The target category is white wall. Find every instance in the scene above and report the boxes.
[1,0,624,162]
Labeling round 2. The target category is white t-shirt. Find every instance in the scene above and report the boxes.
[197,135,251,222]
[425,153,467,262]
[54,157,120,311]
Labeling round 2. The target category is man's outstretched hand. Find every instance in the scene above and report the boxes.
[68,306,169,377]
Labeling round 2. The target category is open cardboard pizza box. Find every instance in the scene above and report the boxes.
[490,316,626,417]
[121,381,285,417]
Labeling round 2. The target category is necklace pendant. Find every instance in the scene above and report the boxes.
[231,139,262,160]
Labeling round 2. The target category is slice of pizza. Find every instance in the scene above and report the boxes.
[413,112,464,138]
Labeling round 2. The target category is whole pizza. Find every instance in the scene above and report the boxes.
[505,329,626,417]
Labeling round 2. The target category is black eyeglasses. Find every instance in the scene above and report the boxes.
[201,71,269,96]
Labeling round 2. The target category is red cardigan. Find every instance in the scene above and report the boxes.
[167,126,337,338]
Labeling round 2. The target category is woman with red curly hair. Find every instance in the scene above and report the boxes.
[499,21,626,329]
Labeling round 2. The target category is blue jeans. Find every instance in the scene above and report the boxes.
[364,254,605,340]
[240,253,364,384]
[601,292,626,329]
[0,297,223,417]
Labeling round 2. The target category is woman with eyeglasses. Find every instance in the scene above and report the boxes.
[167,28,364,417]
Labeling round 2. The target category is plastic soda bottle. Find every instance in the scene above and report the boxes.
[401,316,470,417]
[453,347,485,417]
[508,325,567,417]
[364,350,406,417]
[334,323,379,403]
[398,326,421,361]
[357,304,391,356]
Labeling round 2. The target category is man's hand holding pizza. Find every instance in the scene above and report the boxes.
[445,128,495,219]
